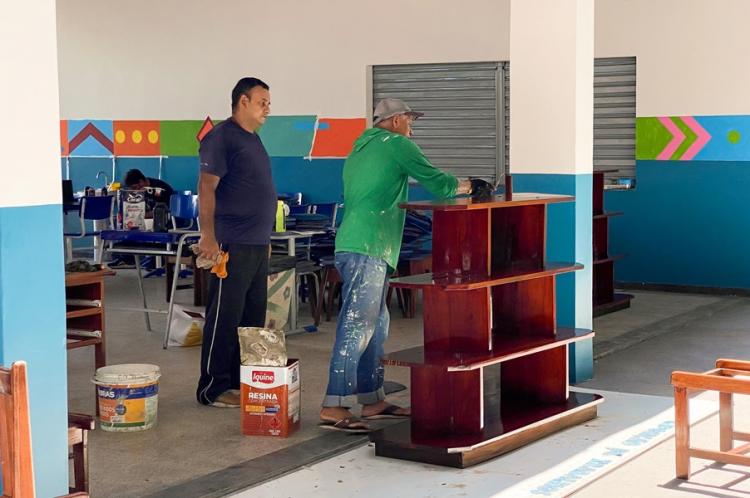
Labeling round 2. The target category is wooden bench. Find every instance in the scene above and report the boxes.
[671,358,750,479]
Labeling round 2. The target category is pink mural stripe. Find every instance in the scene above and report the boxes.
[680,116,711,160]
[656,116,685,160]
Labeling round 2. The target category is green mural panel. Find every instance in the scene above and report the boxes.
[258,116,317,157]
[160,120,205,156]
[636,117,672,160]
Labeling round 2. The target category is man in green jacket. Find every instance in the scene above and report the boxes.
[320,98,472,432]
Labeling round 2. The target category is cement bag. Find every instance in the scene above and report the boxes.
[238,327,287,366]
[168,305,204,347]
[265,268,294,330]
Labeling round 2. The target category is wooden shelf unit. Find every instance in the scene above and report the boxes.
[372,193,603,468]
[65,270,112,376]
[592,171,632,317]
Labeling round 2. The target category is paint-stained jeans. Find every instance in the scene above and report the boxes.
[323,252,390,407]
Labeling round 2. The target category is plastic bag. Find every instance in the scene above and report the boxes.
[238,327,287,366]
[168,305,204,347]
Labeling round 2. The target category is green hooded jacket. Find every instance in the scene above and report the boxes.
[335,127,458,270]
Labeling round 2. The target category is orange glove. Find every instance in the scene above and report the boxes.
[211,251,229,279]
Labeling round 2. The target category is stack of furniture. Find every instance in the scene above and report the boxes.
[592,170,632,316]
[371,193,603,467]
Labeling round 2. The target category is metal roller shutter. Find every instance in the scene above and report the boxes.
[372,62,509,182]
[594,57,636,181]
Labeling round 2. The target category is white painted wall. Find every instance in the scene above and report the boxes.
[56,0,510,119]
[58,0,750,121]
[1,0,62,208]
[595,0,750,116]
[509,0,594,175]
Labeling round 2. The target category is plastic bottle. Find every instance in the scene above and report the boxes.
[153,202,168,232]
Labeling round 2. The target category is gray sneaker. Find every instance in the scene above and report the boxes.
[210,390,240,408]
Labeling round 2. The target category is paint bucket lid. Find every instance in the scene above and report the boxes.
[93,364,161,385]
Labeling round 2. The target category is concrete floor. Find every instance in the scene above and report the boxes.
[67,272,750,498]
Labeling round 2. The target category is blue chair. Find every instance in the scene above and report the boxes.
[169,193,199,230]
[312,203,340,230]
[64,195,114,262]
[279,192,303,206]
[288,204,312,215]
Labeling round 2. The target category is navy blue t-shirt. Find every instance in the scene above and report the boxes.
[199,119,277,245]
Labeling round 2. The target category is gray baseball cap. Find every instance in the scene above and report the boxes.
[373,98,424,125]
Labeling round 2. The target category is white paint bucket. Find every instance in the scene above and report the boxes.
[92,364,161,432]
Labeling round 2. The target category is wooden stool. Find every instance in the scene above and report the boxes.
[671,358,750,479]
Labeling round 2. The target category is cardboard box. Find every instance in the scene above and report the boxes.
[240,359,300,437]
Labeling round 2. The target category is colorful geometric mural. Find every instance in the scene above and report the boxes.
[196,117,214,142]
[60,120,69,156]
[310,118,366,158]
[62,115,369,158]
[113,120,160,156]
[68,120,114,156]
[258,116,317,157]
[159,120,207,156]
[637,115,750,161]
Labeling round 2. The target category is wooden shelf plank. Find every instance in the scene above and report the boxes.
[593,211,624,219]
[389,262,583,290]
[64,269,115,287]
[593,292,633,317]
[66,338,102,349]
[66,306,102,319]
[593,254,625,265]
[383,327,594,370]
[399,193,574,211]
[371,391,603,454]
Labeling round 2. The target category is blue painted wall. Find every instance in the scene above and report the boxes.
[606,160,750,289]
[514,174,594,383]
[0,204,69,496]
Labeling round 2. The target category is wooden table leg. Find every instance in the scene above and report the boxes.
[720,392,734,452]
[675,386,690,479]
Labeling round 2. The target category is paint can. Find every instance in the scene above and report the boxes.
[92,364,161,432]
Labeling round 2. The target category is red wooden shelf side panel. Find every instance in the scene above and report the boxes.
[432,210,490,277]
[593,260,615,304]
[423,287,492,353]
[501,345,568,404]
[491,204,546,272]
[593,217,609,260]
[411,366,482,438]
[593,171,605,215]
[491,276,555,339]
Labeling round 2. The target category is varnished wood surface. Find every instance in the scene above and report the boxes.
[502,346,568,404]
[593,211,624,219]
[382,328,593,370]
[371,392,602,455]
[432,210,491,276]
[400,193,574,211]
[593,292,632,317]
[0,361,35,497]
[422,287,492,354]
[411,368,482,436]
[64,269,115,287]
[389,262,583,290]
[491,204,546,272]
[491,277,555,338]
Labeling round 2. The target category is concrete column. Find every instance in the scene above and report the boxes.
[0,1,69,495]
[509,0,595,382]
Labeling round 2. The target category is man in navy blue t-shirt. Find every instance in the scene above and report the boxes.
[195,77,277,407]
